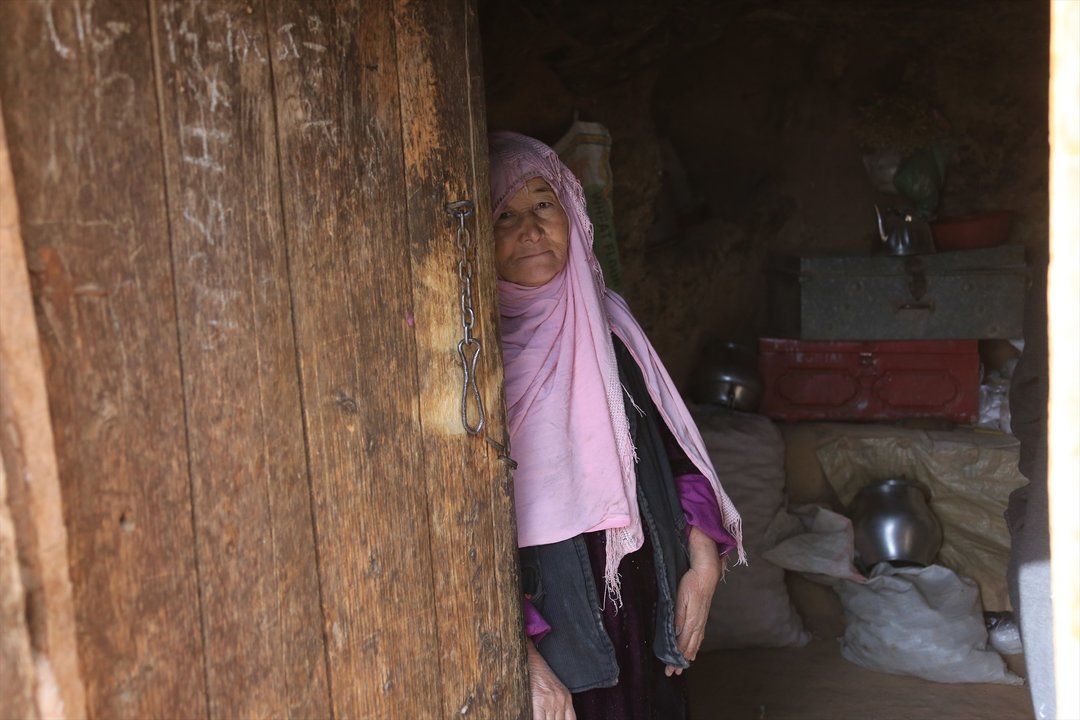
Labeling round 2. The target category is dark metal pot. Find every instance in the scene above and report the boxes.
[687,341,762,412]
[851,478,942,570]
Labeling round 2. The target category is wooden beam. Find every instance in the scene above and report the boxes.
[1,99,86,720]
[0,448,38,720]
[0,4,206,716]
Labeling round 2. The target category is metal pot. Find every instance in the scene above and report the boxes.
[687,341,762,412]
[851,478,942,570]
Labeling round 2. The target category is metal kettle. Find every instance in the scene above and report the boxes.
[876,205,936,256]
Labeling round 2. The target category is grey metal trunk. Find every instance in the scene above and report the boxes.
[766,245,1027,340]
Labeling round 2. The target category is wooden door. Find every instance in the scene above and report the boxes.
[0,1,527,717]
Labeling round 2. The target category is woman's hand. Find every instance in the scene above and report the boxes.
[527,639,576,720]
[665,526,722,677]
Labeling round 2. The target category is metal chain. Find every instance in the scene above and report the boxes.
[446,200,485,435]
[444,199,516,469]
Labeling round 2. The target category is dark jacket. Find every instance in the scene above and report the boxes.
[518,338,692,692]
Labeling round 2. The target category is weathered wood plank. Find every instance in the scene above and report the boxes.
[148,1,329,716]
[461,0,533,712]
[265,1,442,716]
[0,112,35,720]
[393,0,528,716]
[0,3,206,717]
[0,102,86,720]
[0,461,36,720]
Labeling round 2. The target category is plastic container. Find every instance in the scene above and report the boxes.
[931,210,1013,251]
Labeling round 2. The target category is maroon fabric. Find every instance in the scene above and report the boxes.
[572,527,689,720]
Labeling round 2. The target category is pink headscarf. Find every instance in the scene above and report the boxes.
[490,132,745,599]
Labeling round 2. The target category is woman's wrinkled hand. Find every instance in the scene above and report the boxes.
[527,639,576,720]
[666,526,722,677]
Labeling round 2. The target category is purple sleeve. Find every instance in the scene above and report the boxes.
[522,596,551,643]
[675,473,738,557]
[662,430,737,555]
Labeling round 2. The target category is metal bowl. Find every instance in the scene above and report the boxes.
[851,478,942,570]
[687,342,762,412]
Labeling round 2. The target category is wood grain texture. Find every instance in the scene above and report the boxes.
[0,3,206,717]
[265,1,442,716]
[148,1,329,716]
[461,0,532,712]
[0,460,36,720]
[0,101,87,720]
[2,2,527,717]
[394,0,528,716]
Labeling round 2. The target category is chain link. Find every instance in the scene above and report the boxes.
[445,200,516,469]
[446,200,485,435]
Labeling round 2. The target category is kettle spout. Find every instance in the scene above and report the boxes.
[874,205,888,243]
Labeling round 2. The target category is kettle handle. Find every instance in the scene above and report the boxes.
[874,205,887,242]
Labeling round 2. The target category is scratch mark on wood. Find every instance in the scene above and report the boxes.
[205,71,231,113]
[73,283,108,297]
[235,27,265,64]
[301,118,336,147]
[45,121,61,183]
[277,23,300,60]
[99,72,136,124]
[72,106,97,173]
[180,125,230,173]
[159,3,179,63]
[182,189,230,246]
[39,0,73,59]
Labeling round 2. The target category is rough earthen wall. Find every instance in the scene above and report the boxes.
[481,0,1049,385]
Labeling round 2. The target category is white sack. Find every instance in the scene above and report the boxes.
[835,563,1021,685]
[692,407,810,650]
[764,505,1021,685]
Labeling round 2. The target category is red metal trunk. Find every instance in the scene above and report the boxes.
[757,338,980,422]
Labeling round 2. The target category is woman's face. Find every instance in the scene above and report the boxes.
[493,176,570,287]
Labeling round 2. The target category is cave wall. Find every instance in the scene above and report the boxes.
[480,0,1049,386]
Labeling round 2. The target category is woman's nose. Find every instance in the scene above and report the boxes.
[519,213,543,242]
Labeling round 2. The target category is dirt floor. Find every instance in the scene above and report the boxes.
[687,638,1032,720]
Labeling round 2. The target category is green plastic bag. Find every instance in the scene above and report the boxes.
[893,139,952,217]
[554,121,622,291]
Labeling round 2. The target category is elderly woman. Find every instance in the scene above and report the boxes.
[489,132,744,720]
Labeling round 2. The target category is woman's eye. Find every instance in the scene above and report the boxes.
[496,211,513,222]
[536,201,553,210]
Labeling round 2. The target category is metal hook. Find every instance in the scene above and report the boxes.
[457,337,484,434]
